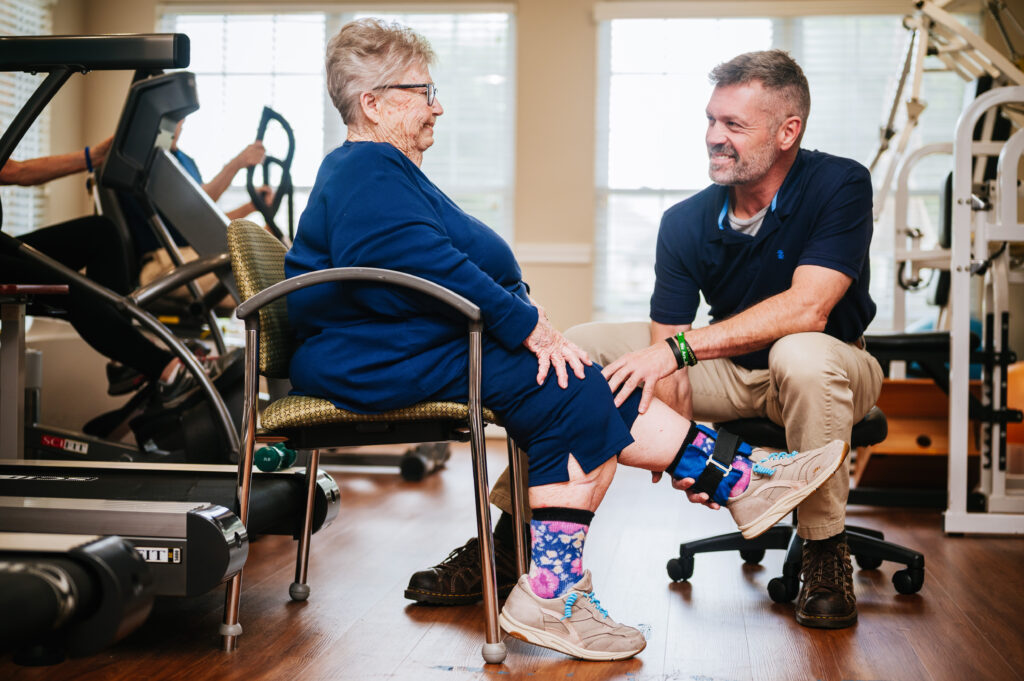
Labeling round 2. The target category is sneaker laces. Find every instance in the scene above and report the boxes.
[561,591,609,620]
[752,450,796,476]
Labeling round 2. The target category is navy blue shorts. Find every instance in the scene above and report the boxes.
[431,337,642,487]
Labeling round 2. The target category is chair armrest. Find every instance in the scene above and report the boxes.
[131,253,232,307]
[234,267,482,323]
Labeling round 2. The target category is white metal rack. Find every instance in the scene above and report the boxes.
[945,85,1024,534]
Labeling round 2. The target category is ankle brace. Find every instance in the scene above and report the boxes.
[665,424,752,504]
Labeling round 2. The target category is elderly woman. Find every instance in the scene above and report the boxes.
[285,19,848,662]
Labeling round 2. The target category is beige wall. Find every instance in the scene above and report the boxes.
[44,0,87,224]
[45,0,1024,337]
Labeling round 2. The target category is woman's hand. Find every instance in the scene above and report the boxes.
[650,471,721,510]
[601,342,678,412]
[522,306,591,388]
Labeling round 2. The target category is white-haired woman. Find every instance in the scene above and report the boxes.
[285,18,848,662]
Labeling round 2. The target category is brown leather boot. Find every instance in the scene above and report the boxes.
[795,533,857,629]
[404,534,520,605]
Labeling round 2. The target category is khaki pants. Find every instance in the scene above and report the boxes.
[490,320,883,540]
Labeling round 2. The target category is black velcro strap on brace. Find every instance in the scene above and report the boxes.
[691,429,741,497]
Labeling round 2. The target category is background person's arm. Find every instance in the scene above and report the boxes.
[0,137,112,186]
[201,141,265,201]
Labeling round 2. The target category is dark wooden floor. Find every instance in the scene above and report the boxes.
[4,442,1024,681]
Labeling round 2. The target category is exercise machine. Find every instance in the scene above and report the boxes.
[0,532,154,664]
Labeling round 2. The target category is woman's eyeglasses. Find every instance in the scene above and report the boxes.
[374,83,438,106]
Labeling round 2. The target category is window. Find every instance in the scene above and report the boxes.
[595,10,979,331]
[0,0,52,237]
[159,8,515,240]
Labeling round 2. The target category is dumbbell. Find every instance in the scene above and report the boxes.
[254,443,297,472]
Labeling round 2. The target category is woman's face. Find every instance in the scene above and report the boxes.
[375,61,443,162]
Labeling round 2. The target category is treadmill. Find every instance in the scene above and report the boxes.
[0,494,247,598]
[0,34,341,650]
[0,532,155,664]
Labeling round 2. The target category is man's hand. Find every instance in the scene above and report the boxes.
[650,471,721,509]
[523,311,591,389]
[601,341,677,412]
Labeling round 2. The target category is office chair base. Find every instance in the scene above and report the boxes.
[668,523,926,600]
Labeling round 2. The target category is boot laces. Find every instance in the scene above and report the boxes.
[436,538,480,569]
[801,540,851,595]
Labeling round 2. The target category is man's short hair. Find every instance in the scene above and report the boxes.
[709,50,811,141]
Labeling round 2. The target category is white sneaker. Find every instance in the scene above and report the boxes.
[498,571,646,661]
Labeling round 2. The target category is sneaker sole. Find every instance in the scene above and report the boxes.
[736,441,849,540]
[497,611,646,661]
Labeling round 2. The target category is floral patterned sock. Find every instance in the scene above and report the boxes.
[526,507,593,599]
[666,424,754,505]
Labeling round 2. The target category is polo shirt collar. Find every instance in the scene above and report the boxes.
[709,148,808,241]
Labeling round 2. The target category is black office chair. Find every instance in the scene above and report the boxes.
[666,407,925,601]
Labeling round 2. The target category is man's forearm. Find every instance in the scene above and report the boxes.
[680,265,850,361]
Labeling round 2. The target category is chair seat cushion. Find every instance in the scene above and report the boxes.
[262,394,498,431]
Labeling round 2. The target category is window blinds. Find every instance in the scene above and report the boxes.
[0,0,52,237]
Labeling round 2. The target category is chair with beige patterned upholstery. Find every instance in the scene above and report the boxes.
[222,218,528,664]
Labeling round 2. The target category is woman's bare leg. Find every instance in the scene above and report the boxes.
[528,454,616,511]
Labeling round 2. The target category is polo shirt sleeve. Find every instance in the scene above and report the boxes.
[796,163,873,280]
[325,149,538,350]
[650,208,702,325]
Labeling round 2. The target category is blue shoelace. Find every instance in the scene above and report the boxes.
[561,591,609,620]
[752,450,797,476]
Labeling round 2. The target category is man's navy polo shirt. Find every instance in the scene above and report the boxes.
[650,148,877,370]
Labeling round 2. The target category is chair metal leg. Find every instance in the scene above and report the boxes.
[290,448,321,602]
[505,437,529,577]
[466,324,506,663]
[220,324,260,652]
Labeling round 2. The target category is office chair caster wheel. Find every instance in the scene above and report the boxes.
[740,549,765,565]
[767,575,799,603]
[855,554,883,570]
[892,568,924,595]
[667,555,694,581]
[399,452,428,481]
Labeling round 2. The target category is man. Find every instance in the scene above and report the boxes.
[406,50,882,630]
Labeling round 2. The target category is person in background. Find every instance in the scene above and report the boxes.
[131,117,273,286]
[1,137,226,402]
